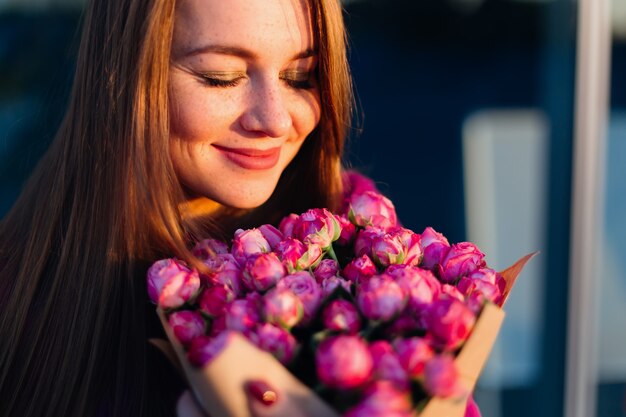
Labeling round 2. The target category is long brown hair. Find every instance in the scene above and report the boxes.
[0,0,353,415]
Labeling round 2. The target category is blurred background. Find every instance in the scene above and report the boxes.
[0,0,624,416]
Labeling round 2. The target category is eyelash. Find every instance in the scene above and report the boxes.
[198,73,314,90]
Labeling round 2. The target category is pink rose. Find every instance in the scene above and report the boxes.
[257,224,284,250]
[424,295,476,350]
[187,331,234,368]
[205,253,243,296]
[263,288,304,329]
[313,258,340,283]
[278,213,299,238]
[322,299,361,334]
[419,227,450,270]
[275,238,322,272]
[198,284,235,317]
[354,227,385,258]
[348,191,398,230]
[390,227,422,267]
[342,254,378,284]
[315,335,373,389]
[342,170,379,198]
[457,274,502,305]
[192,238,229,261]
[436,242,486,283]
[369,341,408,388]
[385,312,423,336]
[241,252,286,292]
[343,381,413,417]
[393,337,434,378]
[371,233,406,268]
[224,298,261,333]
[147,259,200,309]
[320,276,352,298]
[441,284,465,302]
[250,323,297,365]
[356,274,407,322]
[423,355,464,398]
[293,208,341,249]
[388,265,441,314]
[231,228,271,265]
[168,310,206,347]
[276,271,322,323]
[335,214,356,245]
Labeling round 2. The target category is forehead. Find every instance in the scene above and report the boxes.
[172,0,315,57]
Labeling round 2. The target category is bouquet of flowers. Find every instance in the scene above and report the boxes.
[147,172,534,417]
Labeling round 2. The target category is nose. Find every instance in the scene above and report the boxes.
[240,81,292,138]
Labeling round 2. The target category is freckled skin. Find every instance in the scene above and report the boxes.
[169,0,321,212]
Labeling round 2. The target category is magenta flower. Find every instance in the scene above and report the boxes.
[441,284,465,302]
[388,265,441,314]
[241,252,286,292]
[231,228,271,265]
[192,238,229,261]
[257,224,284,250]
[343,381,413,417]
[385,312,423,336]
[335,214,357,245]
[424,295,476,350]
[276,271,322,323]
[369,341,408,388]
[371,233,406,268]
[390,227,422,267]
[354,227,385,258]
[293,208,342,249]
[198,284,235,318]
[322,299,361,334]
[250,323,297,365]
[263,288,304,330]
[224,298,261,333]
[187,331,235,368]
[436,242,486,283]
[278,213,299,238]
[320,276,352,298]
[465,395,483,417]
[168,310,206,347]
[356,274,407,322]
[147,259,200,309]
[205,253,243,296]
[316,335,373,389]
[419,227,450,270]
[342,170,379,198]
[275,237,322,272]
[342,254,378,284]
[423,355,464,398]
[348,191,398,230]
[313,258,340,283]
[393,337,434,378]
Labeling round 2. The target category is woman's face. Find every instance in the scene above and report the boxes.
[169,0,321,210]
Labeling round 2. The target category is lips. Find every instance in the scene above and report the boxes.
[213,145,281,170]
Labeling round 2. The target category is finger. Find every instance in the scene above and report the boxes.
[176,390,207,417]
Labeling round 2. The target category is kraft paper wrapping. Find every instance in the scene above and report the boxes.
[157,253,536,417]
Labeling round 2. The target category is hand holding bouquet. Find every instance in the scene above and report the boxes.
[148,172,534,417]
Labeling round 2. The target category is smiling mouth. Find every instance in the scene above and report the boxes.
[213,145,281,170]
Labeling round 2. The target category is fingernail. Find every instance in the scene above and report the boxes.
[246,380,278,406]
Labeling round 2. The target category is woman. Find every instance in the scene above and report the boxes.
[0,0,352,415]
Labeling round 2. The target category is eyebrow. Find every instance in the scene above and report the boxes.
[181,44,317,61]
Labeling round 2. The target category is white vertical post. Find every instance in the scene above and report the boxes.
[565,0,612,416]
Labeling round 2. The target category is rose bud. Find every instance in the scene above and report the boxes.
[275,238,322,272]
[322,299,361,334]
[354,227,385,258]
[424,295,476,350]
[206,253,244,296]
[198,284,235,317]
[458,275,501,303]
[250,323,298,365]
[263,288,304,330]
[147,258,200,309]
[441,284,465,302]
[231,228,271,265]
[388,265,441,314]
[187,331,235,368]
[343,381,413,417]
[342,254,378,284]
[276,271,322,323]
[423,355,465,398]
[257,224,284,250]
[356,274,407,322]
[316,335,373,389]
[293,208,342,249]
[278,213,299,238]
[436,242,486,283]
[313,258,340,283]
[242,252,286,292]
[390,227,422,267]
[348,191,398,231]
[168,310,206,347]
[342,170,380,197]
[192,238,230,261]
[371,233,406,268]
[386,312,423,336]
[224,298,261,333]
[335,214,356,245]
[393,337,434,378]
[321,276,352,298]
[419,227,450,270]
[369,341,408,388]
